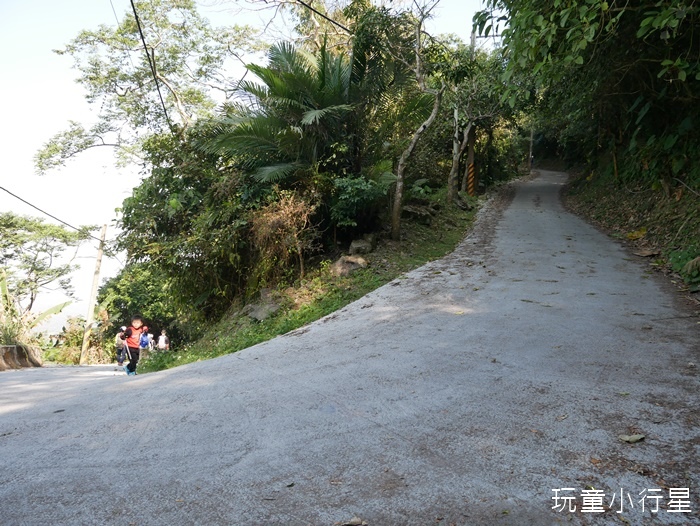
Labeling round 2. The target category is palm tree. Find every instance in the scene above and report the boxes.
[199,41,354,184]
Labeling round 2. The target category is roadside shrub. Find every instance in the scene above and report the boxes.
[249,191,319,288]
[330,176,385,230]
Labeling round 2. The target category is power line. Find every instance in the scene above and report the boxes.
[0,185,126,265]
[109,0,138,71]
[129,0,174,131]
[0,185,105,243]
[294,0,352,34]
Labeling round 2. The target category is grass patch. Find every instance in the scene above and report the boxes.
[140,190,480,373]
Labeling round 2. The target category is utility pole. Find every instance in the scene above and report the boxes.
[79,224,107,365]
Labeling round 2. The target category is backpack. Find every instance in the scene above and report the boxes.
[139,332,150,349]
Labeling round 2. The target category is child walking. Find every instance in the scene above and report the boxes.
[123,315,147,376]
[115,326,127,367]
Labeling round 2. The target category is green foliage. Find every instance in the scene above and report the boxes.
[35,0,262,174]
[199,41,355,182]
[481,0,700,191]
[97,262,188,342]
[43,316,89,364]
[330,176,385,228]
[139,196,479,373]
[0,268,70,347]
[117,133,251,318]
[0,212,91,315]
[669,246,700,288]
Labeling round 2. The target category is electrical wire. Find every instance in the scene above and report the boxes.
[0,185,126,265]
[294,0,352,34]
[129,0,174,131]
[109,0,138,71]
[0,185,105,243]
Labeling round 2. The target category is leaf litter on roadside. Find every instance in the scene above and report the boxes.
[618,434,645,443]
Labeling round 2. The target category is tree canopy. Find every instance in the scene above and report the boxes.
[0,212,93,314]
[34,0,262,174]
[476,0,700,187]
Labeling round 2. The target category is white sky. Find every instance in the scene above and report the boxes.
[0,0,484,333]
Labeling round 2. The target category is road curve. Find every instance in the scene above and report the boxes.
[1,170,698,525]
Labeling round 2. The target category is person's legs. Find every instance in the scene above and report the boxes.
[116,346,125,365]
[126,347,140,373]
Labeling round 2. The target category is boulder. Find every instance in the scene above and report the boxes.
[349,238,373,255]
[331,255,368,277]
[247,302,280,322]
[0,345,19,370]
[243,288,281,322]
[402,204,434,225]
[362,232,378,250]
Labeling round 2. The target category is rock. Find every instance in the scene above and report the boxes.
[0,345,27,369]
[349,238,373,255]
[247,302,280,322]
[402,204,434,225]
[331,255,368,277]
[245,288,281,322]
[362,232,378,250]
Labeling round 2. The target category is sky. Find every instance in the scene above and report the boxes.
[0,0,485,333]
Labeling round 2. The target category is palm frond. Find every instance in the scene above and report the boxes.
[252,163,302,183]
[268,42,315,76]
[300,104,354,126]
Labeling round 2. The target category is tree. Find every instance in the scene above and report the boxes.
[0,213,92,361]
[387,1,446,240]
[34,0,262,174]
[444,46,504,203]
[198,41,355,184]
[476,0,700,188]
[231,0,356,52]
[0,212,93,314]
[116,132,249,318]
[97,262,186,342]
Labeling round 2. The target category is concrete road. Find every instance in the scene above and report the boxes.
[1,170,698,526]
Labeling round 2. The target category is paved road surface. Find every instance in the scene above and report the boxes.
[1,171,698,525]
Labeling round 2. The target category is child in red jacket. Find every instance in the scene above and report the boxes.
[123,315,147,376]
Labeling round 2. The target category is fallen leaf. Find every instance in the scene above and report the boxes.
[286,482,295,487]
[590,458,601,465]
[626,227,647,240]
[633,249,659,257]
[454,310,465,315]
[619,434,645,443]
[556,414,568,421]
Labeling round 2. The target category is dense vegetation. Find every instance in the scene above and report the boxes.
[3,0,695,366]
[84,0,528,357]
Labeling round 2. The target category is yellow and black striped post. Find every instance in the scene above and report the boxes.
[467,163,476,196]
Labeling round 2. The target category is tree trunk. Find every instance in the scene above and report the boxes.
[449,118,470,204]
[391,86,445,241]
[461,126,476,193]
